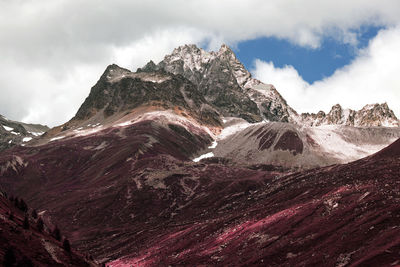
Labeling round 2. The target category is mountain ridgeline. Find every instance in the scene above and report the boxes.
[72,64,221,127]
[73,43,399,128]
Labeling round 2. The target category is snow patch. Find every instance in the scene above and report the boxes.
[208,140,218,149]
[193,152,214,162]
[29,131,44,136]
[72,125,104,137]
[50,136,65,141]
[116,121,133,127]
[140,76,170,83]
[2,125,13,131]
[22,137,32,142]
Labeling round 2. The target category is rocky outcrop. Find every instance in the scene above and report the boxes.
[155,44,262,122]
[72,64,221,127]
[301,103,399,127]
[354,103,399,127]
[151,44,299,123]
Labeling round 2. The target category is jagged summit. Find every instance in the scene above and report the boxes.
[152,43,399,127]
[74,44,399,129]
[153,43,299,123]
[72,62,221,127]
[302,102,399,127]
[101,64,131,81]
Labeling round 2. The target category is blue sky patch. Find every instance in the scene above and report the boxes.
[234,26,383,83]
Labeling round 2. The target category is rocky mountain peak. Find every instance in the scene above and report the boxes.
[302,102,399,127]
[101,64,130,79]
[164,44,215,74]
[324,103,355,125]
[154,43,301,123]
[355,103,399,127]
[137,60,158,72]
[72,63,222,127]
[217,43,235,58]
[73,44,399,129]
[155,44,263,122]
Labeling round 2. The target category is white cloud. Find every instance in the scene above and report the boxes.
[253,27,400,117]
[1,0,400,125]
[252,60,310,106]
[112,28,211,71]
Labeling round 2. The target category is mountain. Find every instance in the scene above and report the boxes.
[0,43,400,266]
[142,44,400,127]
[143,44,299,123]
[0,191,95,266]
[72,64,220,127]
[0,115,48,152]
[301,103,399,127]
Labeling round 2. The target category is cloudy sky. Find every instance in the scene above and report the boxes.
[1,0,400,126]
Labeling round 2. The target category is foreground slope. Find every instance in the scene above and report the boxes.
[108,138,400,266]
[1,119,399,266]
[0,192,94,266]
[0,113,223,262]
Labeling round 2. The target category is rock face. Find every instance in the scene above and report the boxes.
[148,44,298,123]
[0,115,48,152]
[155,44,262,122]
[73,64,221,127]
[302,103,399,127]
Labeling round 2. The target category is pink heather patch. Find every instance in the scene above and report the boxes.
[198,204,305,256]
